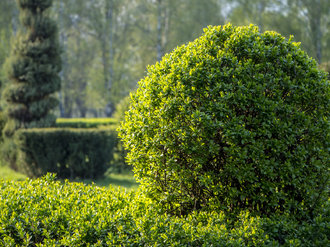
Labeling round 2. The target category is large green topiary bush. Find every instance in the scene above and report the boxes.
[119,24,329,217]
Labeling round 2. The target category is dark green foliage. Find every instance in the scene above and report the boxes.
[110,96,132,173]
[119,24,330,216]
[0,175,328,246]
[0,110,5,143]
[0,108,18,170]
[14,128,117,179]
[55,118,117,128]
[108,138,131,174]
[56,117,130,174]
[2,0,61,136]
[261,210,330,246]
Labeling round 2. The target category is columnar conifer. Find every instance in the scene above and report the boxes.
[2,0,61,136]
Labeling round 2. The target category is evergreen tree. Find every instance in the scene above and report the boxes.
[2,0,61,136]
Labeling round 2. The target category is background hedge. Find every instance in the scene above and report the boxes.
[14,127,117,179]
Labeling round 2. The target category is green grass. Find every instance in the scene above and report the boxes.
[0,164,138,189]
[75,173,139,190]
[0,165,27,181]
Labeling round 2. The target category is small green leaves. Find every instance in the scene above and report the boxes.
[119,23,329,217]
[0,177,276,246]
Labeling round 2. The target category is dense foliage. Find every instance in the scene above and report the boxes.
[119,24,329,216]
[56,117,130,174]
[108,97,132,173]
[14,128,117,179]
[2,0,61,136]
[0,175,328,246]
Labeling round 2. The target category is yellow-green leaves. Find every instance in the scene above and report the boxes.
[119,23,329,217]
[0,176,328,246]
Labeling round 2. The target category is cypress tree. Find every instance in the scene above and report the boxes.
[2,0,61,136]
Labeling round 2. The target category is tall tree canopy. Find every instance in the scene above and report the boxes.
[0,0,329,118]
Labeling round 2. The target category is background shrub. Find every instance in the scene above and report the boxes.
[0,110,5,143]
[14,128,117,179]
[2,0,61,136]
[319,62,330,80]
[119,24,329,217]
[0,110,18,170]
[109,96,132,173]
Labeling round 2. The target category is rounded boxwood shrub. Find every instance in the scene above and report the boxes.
[119,24,329,216]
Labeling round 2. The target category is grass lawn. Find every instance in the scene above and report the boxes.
[76,172,139,190]
[0,165,27,181]
[0,164,138,189]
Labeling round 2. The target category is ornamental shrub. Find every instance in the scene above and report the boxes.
[119,24,329,217]
[2,0,61,136]
[14,128,117,179]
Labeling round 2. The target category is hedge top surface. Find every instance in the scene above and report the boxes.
[119,24,329,216]
[3,175,328,246]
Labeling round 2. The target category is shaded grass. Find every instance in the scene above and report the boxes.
[0,165,27,181]
[77,172,139,190]
[0,164,138,190]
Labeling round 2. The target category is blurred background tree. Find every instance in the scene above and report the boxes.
[0,0,329,119]
[2,0,61,136]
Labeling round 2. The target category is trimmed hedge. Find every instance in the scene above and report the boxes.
[0,175,328,246]
[14,128,117,179]
[56,118,117,128]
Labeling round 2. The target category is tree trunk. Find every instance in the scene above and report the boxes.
[257,1,266,32]
[104,0,114,117]
[11,6,18,35]
[309,0,322,63]
[63,94,73,118]
[101,38,109,92]
[58,0,66,117]
[76,98,87,118]
[107,0,114,93]
[157,0,163,61]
